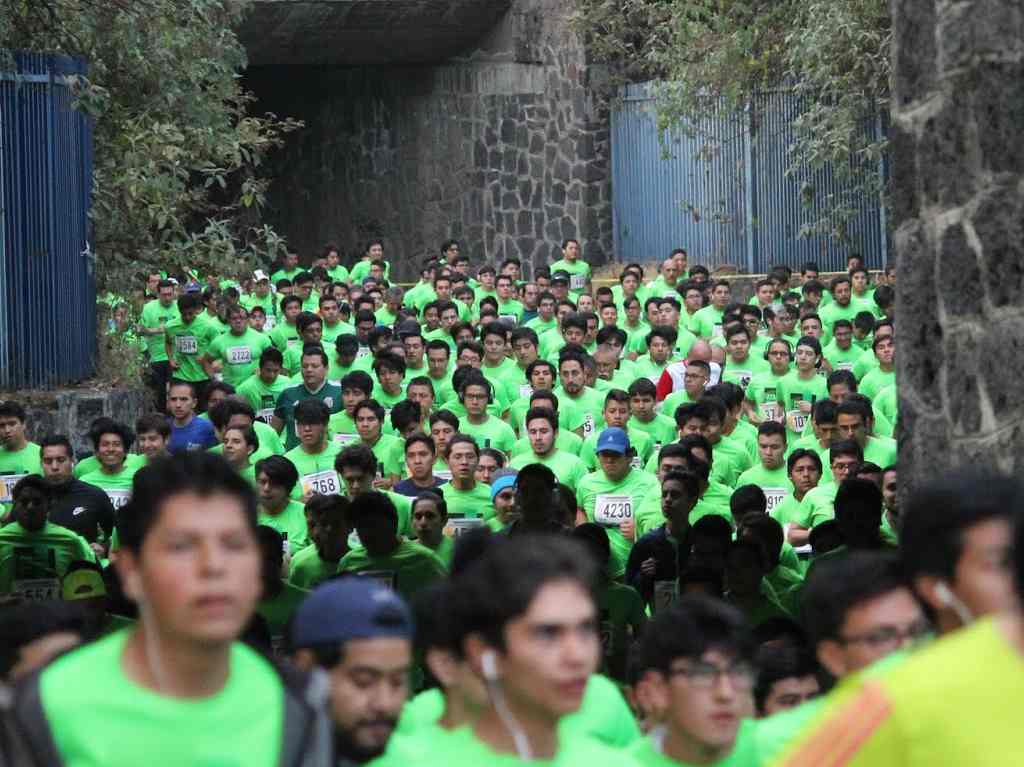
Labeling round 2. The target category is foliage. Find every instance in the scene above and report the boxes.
[573,0,891,240]
[0,0,302,293]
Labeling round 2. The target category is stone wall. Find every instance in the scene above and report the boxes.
[246,0,613,280]
[20,388,149,460]
[893,0,1024,482]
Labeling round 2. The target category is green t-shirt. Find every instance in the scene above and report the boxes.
[577,469,658,578]
[746,369,791,423]
[139,299,180,362]
[79,464,140,512]
[257,580,309,641]
[631,719,759,766]
[284,443,343,498]
[273,381,343,450]
[337,539,446,604]
[596,581,646,682]
[288,542,342,590]
[660,389,699,420]
[165,315,213,382]
[509,450,589,493]
[736,464,794,517]
[259,498,311,553]
[628,413,677,449]
[441,482,493,520]
[373,723,638,767]
[776,371,829,438]
[269,322,300,354]
[552,386,606,439]
[394,673,640,750]
[325,264,350,283]
[0,521,96,599]
[237,373,294,424]
[39,629,284,767]
[524,315,558,334]
[364,434,406,479]
[819,299,861,330]
[771,492,811,528]
[206,328,272,386]
[549,258,592,292]
[691,304,725,339]
[722,353,771,390]
[73,452,145,481]
[859,367,896,402]
[822,340,861,371]
[459,415,516,455]
[0,442,42,504]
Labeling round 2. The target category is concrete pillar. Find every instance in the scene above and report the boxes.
[894,0,1024,481]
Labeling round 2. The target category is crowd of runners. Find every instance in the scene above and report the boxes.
[0,239,1017,765]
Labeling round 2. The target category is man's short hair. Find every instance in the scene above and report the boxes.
[119,453,256,552]
[801,551,910,651]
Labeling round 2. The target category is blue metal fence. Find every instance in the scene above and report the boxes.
[611,82,888,273]
[0,52,95,389]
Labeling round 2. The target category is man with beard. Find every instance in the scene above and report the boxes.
[291,578,415,766]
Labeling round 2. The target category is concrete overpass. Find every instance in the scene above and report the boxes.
[240,0,614,280]
[238,0,513,66]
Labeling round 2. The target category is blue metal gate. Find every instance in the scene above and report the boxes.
[0,52,95,389]
[611,82,887,273]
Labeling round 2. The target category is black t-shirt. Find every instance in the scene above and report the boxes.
[47,479,116,543]
[393,477,447,498]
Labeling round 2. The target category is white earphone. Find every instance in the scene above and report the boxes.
[482,650,499,681]
[934,581,974,626]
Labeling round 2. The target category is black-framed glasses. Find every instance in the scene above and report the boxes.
[839,620,932,649]
[668,660,755,690]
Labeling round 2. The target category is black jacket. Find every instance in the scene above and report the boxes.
[625,524,691,605]
[0,658,333,767]
[46,479,116,544]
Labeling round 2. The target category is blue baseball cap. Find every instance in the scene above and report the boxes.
[490,470,518,501]
[595,427,630,455]
[291,577,413,649]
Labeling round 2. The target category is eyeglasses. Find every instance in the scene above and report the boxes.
[668,660,755,690]
[839,620,931,650]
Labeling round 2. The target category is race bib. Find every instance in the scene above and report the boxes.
[333,433,358,447]
[257,407,275,424]
[0,473,27,503]
[443,518,485,539]
[630,456,643,470]
[519,384,533,399]
[582,413,596,439]
[262,315,277,330]
[356,346,371,359]
[787,409,808,432]
[175,335,198,354]
[303,470,341,496]
[763,487,789,514]
[106,489,131,509]
[570,273,586,291]
[227,346,252,365]
[594,494,633,526]
[732,370,752,388]
[499,314,517,326]
[711,323,723,338]
[836,362,854,371]
[286,338,299,349]
[435,469,453,481]
[653,580,678,614]
[360,570,397,591]
[12,578,60,602]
